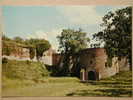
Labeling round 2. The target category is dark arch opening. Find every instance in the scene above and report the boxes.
[88,71,97,80]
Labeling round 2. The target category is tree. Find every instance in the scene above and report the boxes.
[36,41,51,60]
[93,7,132,70]
[24,38,51,60]
[57,28,90,76]
[29,46,36,60]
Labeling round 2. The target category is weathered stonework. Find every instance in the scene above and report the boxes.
[2,40,129,80]
[2,41,30,60]
[77,48,129,81]
[52,53,62,66]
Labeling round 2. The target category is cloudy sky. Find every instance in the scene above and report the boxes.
[2,6,126,51]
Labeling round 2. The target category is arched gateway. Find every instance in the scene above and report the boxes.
[80,69,98,81]
[88,71,97,80]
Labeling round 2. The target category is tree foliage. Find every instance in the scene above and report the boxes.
[29,46,36,60]
[25,38,51,60]
[2,35,51,60]
[93,7,132,69]
[57,28,90,76]
[36,41,51,60]
[57,28,90,54]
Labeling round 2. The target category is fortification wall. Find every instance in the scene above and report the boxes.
[78,48,124,80]
[98,57,119,79]
[2,45,30,60]
[78,49,96,69]
[94,49,119,79]
[118,57,130,71]
[52,53,62,66]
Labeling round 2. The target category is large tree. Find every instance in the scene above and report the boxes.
[57,28,90,76]
[93,7,132,70]
[36,41,51,60]
[25,38,51,60]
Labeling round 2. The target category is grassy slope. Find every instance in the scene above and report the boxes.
[2,70,132,97]
[2,60,50,80]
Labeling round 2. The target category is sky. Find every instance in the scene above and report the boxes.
[2,5,126,51]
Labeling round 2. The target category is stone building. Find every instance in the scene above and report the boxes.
[75,48,129,81]
[41,48,129,81]
[2,40,129,80]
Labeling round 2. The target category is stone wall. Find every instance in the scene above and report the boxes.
[3,39,129,79]
[52,53,62,66]
[98,57,119,79]
[2,42,30,60]
[2,41,59,65]
[118,57,130,71]
[78,48,129,80]
[94,49,119,79]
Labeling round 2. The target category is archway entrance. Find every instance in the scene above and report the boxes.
[88,71,97,80]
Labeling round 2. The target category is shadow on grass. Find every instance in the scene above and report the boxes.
[85,81,132,89]
[66,88,132,97]
[67,71,132,97]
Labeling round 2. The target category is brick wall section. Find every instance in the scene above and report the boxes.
[3,44,30,59]
[52,53,62,66]
[3,40,129,79]
[94,48,119,79]
[77,48,128,80]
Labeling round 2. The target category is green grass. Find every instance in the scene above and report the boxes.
[2,76,36,89]
[2,71,132,97]
[2,60,50,80]
[66,71,132,97]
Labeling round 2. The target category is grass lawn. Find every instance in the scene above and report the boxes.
[2,71,132,97]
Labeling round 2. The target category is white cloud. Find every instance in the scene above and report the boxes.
[56,6,102,25]
[27,28,63,51]
[45,28,62,39]
[45,28,63,51]
[27,30,48,40]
